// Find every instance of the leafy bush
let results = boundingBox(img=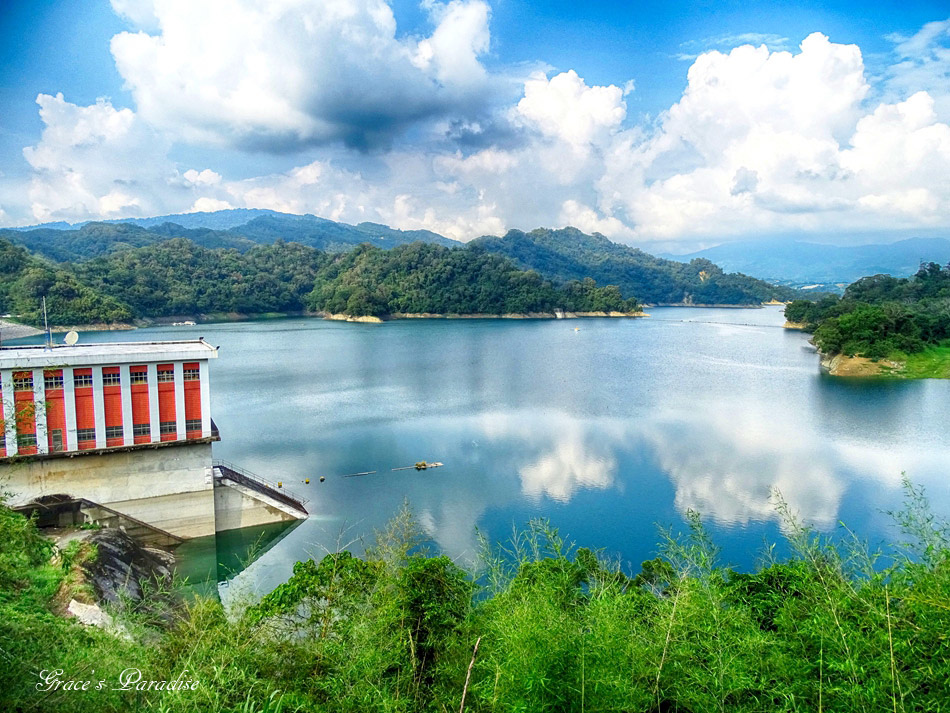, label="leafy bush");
[2,485,950,711]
